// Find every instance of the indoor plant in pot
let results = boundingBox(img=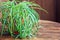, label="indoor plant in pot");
[0,0,47,39]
